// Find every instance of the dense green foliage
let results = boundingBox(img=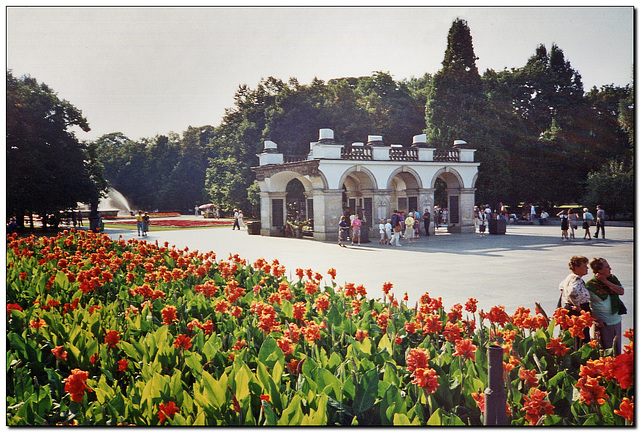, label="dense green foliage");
[6,71,108,225]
